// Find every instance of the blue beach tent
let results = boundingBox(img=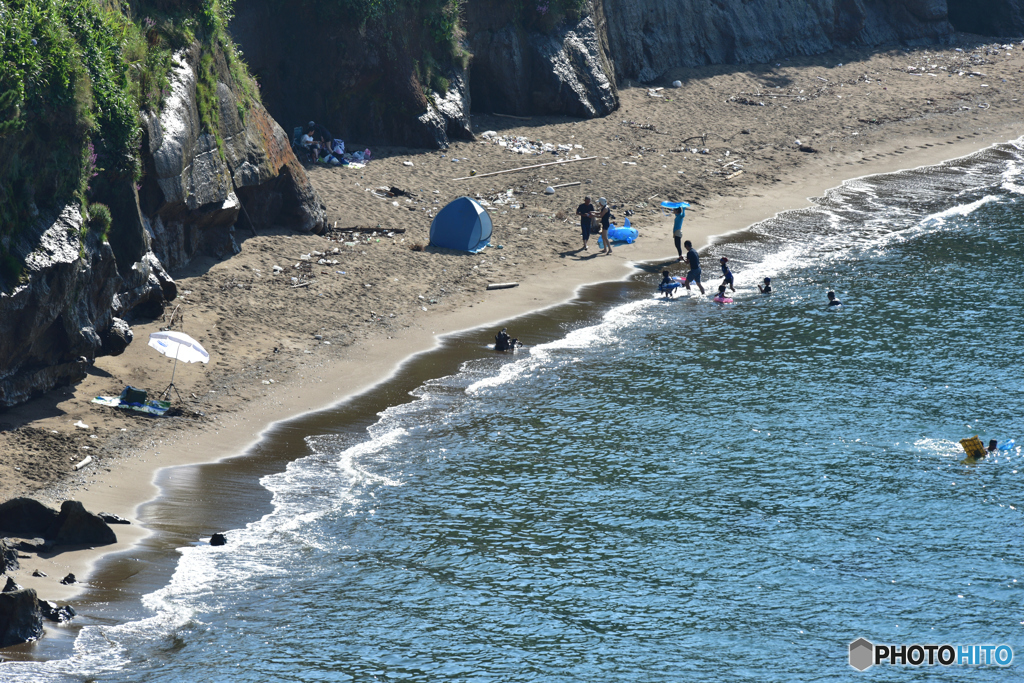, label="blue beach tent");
[429,197,493,252]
